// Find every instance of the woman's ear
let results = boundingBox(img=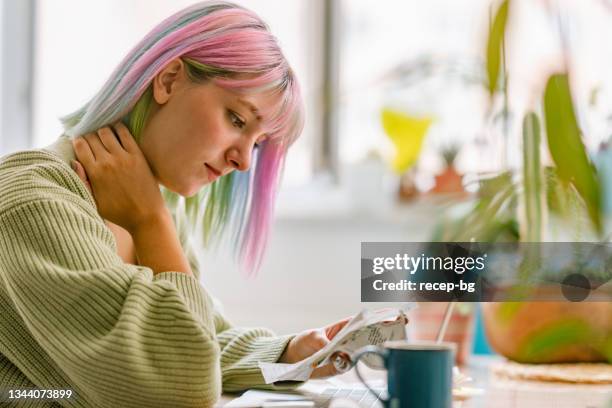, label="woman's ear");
[152,58,185,105]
